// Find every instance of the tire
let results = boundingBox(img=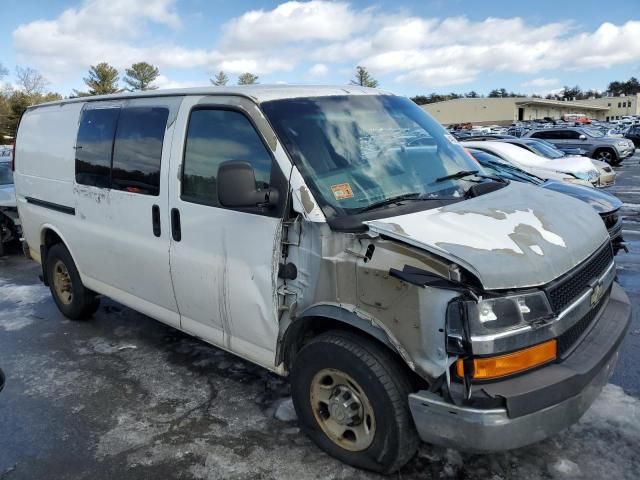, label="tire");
[46,243,100,320]
[290,330,419,474]
[593,148,618,165]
